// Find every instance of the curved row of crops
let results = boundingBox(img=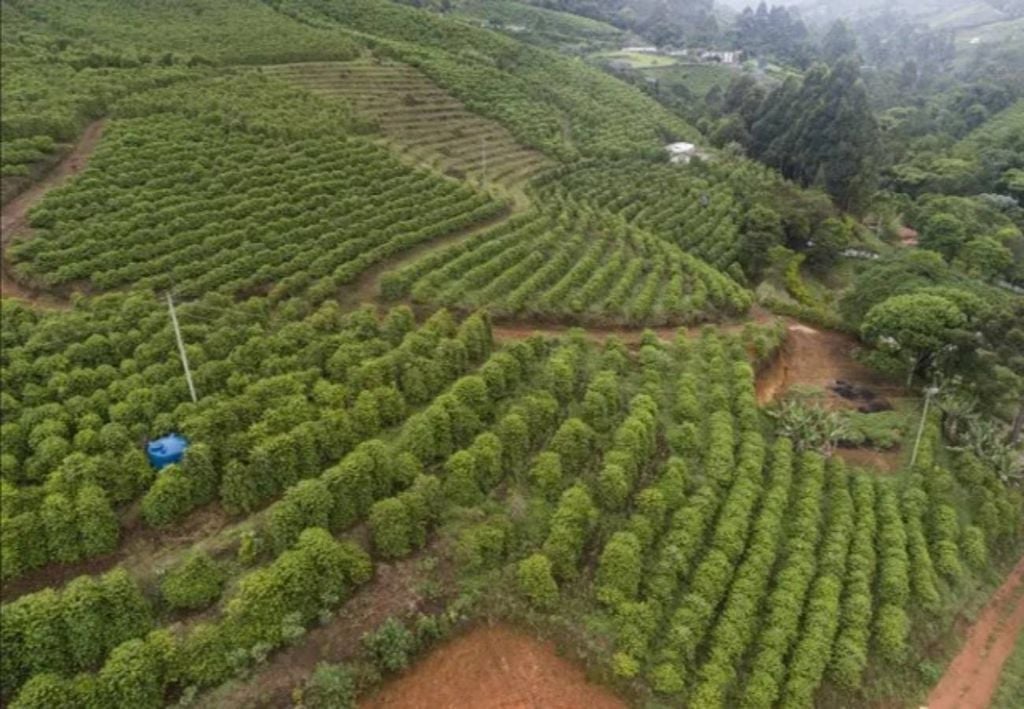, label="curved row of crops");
[381,199,752,326]
[547,158,818,277]
[0,307,590,706]
[262,60,553,188]
[3,304,1021,707]
[270,0,698,160]
[573,333,1021,708]
[4,0,363,67]
[0,291,494,582]
[0,0,360,189]
[9,73,505,302]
